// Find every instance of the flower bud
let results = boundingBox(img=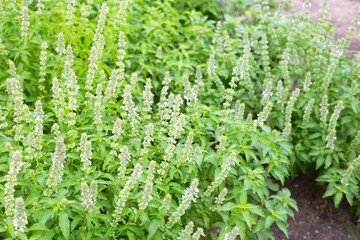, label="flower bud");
[178,221,194,240]
[112,163,143,226]
[56,33,66,56]
[234,101,245,121]
[160,193,171,211]
[166,178,199,229]
[118,145,130,179]
[215,188,228,205]
[282,123,292,138]
[341,156,360,185]
[303,98,315,125]
[45,137,66,195]
[284,88,300,127]
[94,100,102,125]
[192,228,205,240]
[81,141,92,173]
[224,226,239,240]
[142,78,154,118]
[203,152,236,197]
[195,66,203,86]
[4,150,23,217]
[20,4,30,38]
[261,80,273,106]
[139,161,156,210]
[246,113,253,123]
[81,180,97,213]
[13,197,27,232]
[303,72,312,92]
[254,101,273,128]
